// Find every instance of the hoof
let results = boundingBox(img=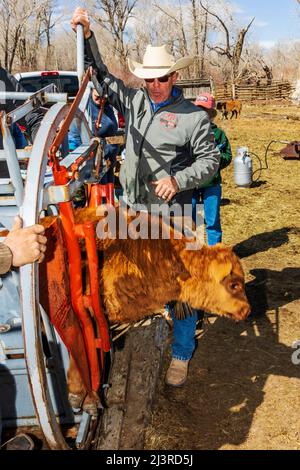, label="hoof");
[68,392,85,412]
[82,395,100,417]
